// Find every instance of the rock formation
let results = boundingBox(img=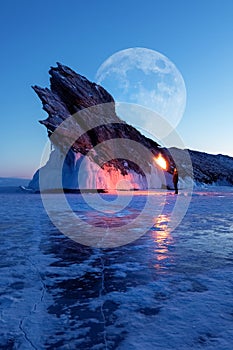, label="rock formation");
[191,151,233,186]
[169,148,233,186]
[29,63,233,191]
[29,63,181,191]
